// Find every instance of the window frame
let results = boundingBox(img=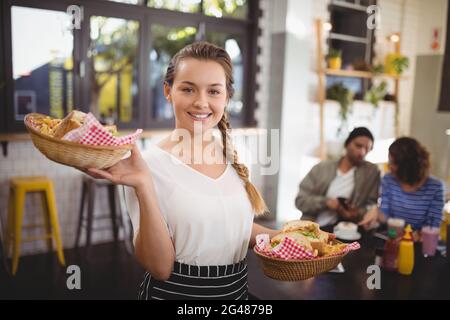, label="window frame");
[2,0,84,133]
[438,1,450,112]
[0,1,6,133]
[1,0,259,133]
